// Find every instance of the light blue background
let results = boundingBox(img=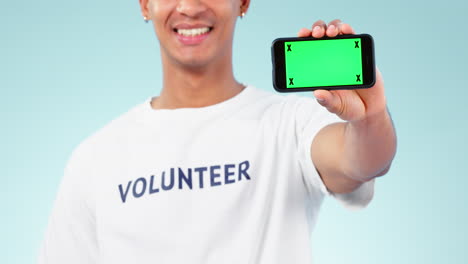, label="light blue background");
[2,0,467,263]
